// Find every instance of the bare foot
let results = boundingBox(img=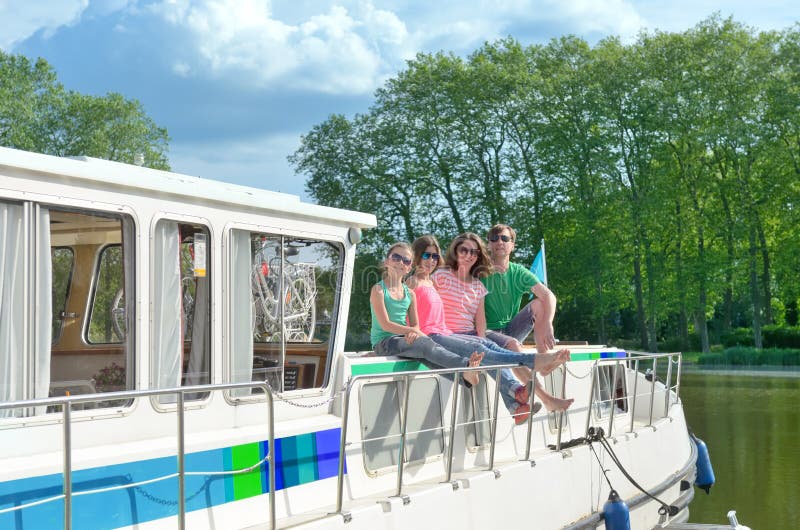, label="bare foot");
[541,394,574,412]
[534,349,571,376]
[463,351,484,386]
